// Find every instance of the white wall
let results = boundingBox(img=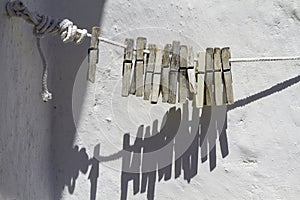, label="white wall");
[69,0,300,199]
[1,0,300,200]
